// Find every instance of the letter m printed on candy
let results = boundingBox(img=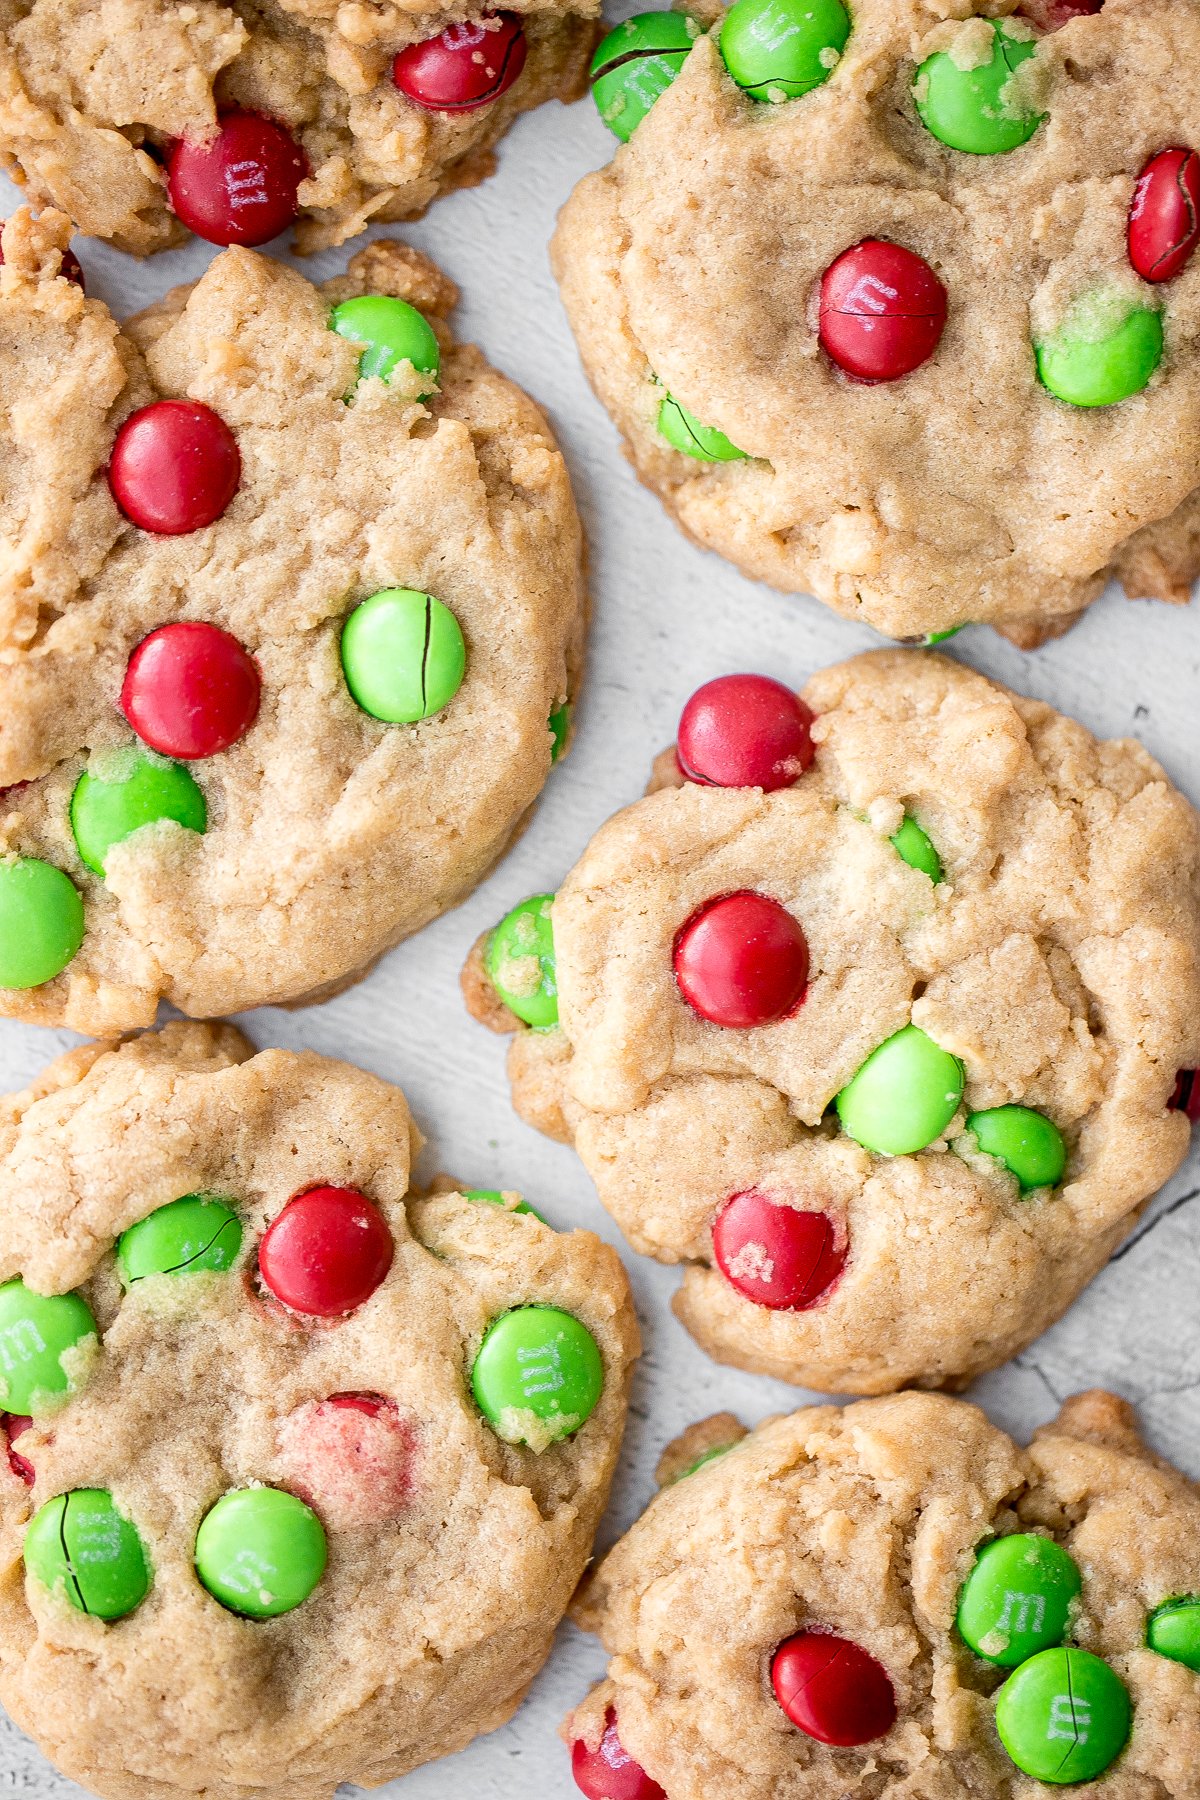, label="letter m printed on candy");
[0,1318,46,1372]
[517,1339,566,1397]
[998,1589,1047,1636]
[1048,1692,1090,1744]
